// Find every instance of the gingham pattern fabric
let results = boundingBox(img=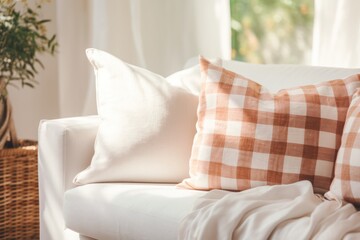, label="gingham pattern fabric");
[328,90,360,205]
[180,57,360,191]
